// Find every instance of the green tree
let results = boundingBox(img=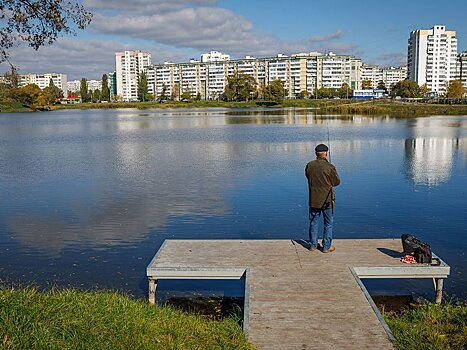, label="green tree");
[446,80,465,98]
[80,78,89,102]
[195,92,201,101]
[262,79,285,103]
[0,68,19,98]
[91,89,100,102]
[299,90,308,99]
[101,74,110,102]
[181,90,191,101]
[42,78,63,104]
[376,80,387,92]
[159,83,168,102]
[337,83,352,99]
[391,80,422,98]
[224,73,257,102]
[0,1,92,63]
[316,87,334,99]
[137,71,148,102]
[362,79,372,90]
